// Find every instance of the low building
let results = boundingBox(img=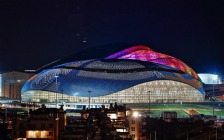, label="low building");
[12,104,66,140]
[61,103,132,140]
